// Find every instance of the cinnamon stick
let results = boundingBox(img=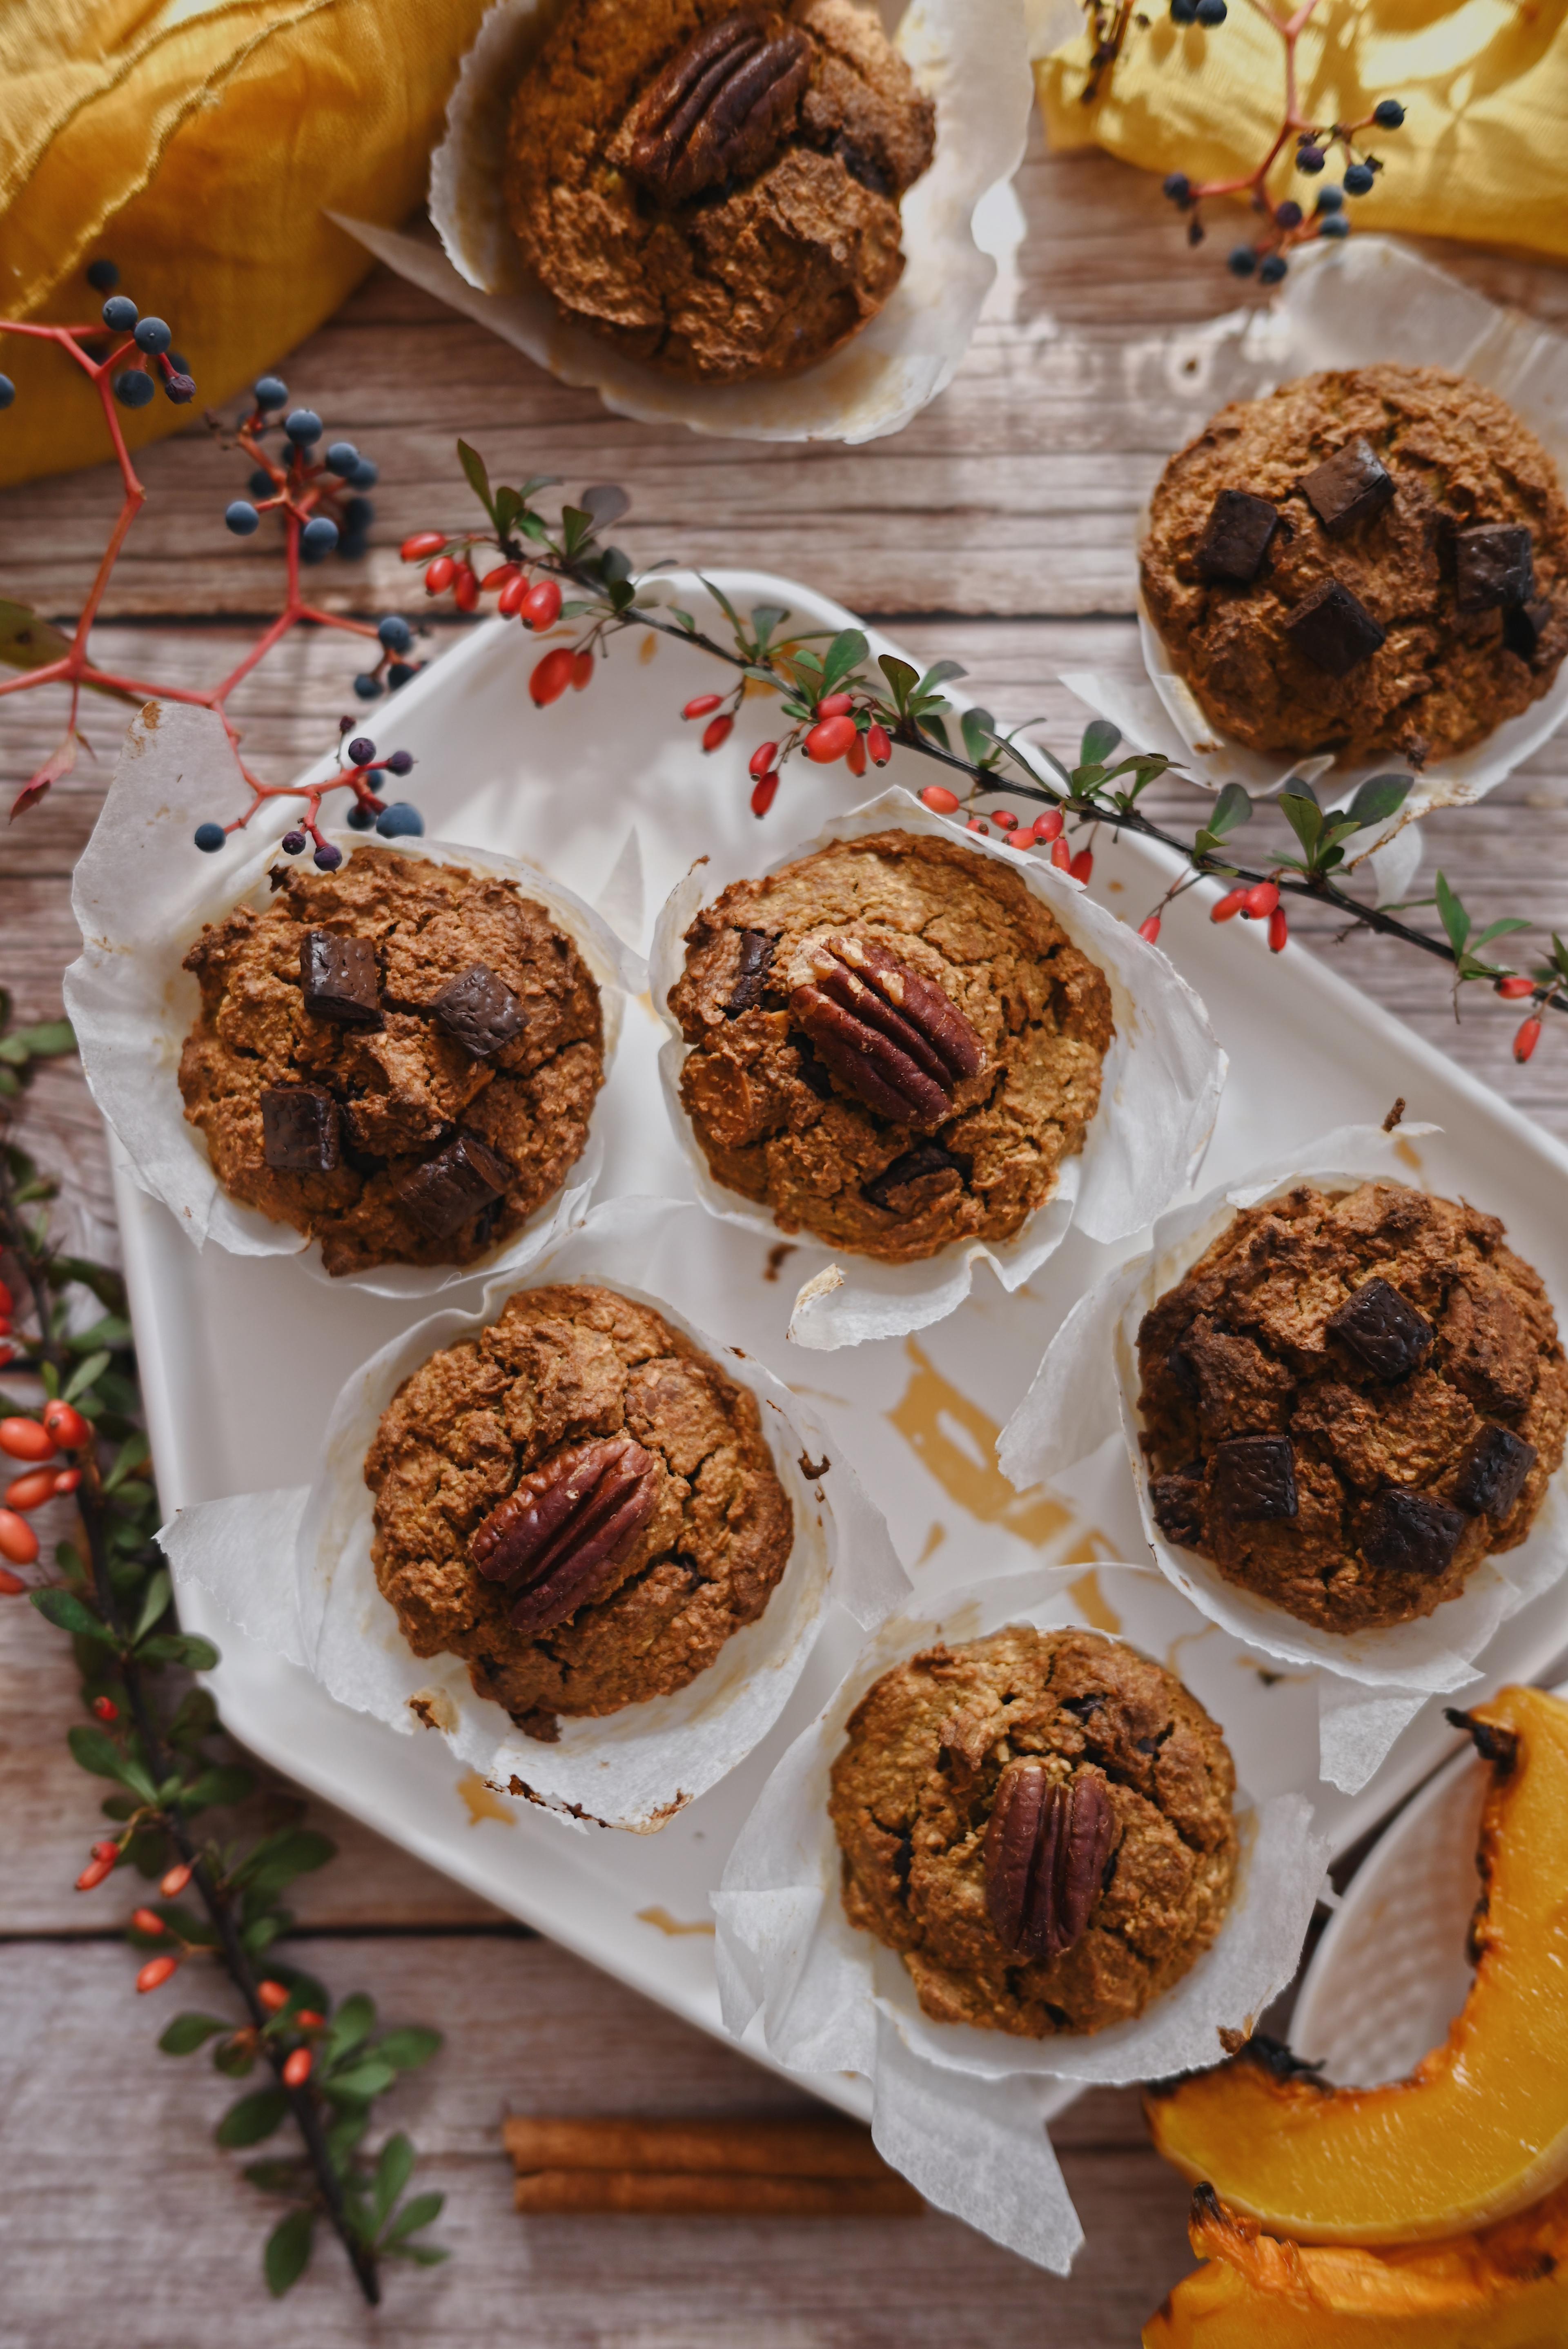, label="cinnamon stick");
[503,2116,922,2218]
[513,2169,922,2218]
